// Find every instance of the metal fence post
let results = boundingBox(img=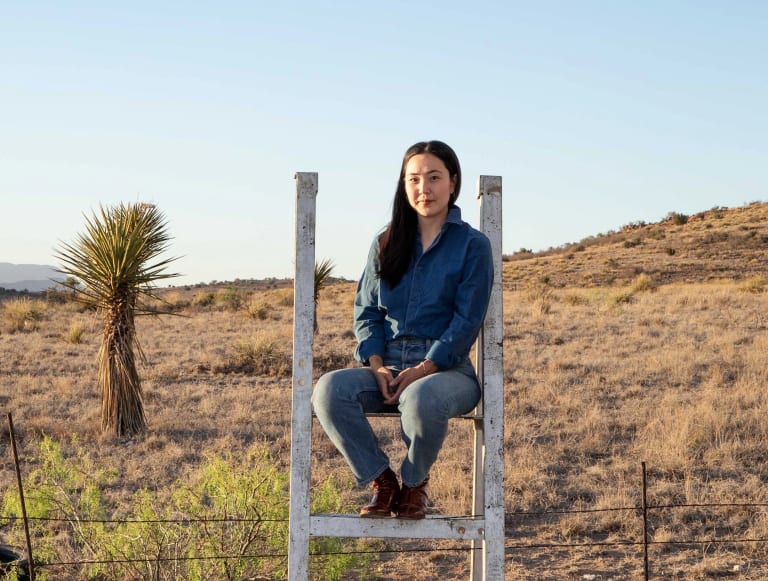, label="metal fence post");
[8,412,36,581]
